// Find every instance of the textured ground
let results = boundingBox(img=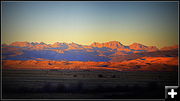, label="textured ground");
[2,69,178,99]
